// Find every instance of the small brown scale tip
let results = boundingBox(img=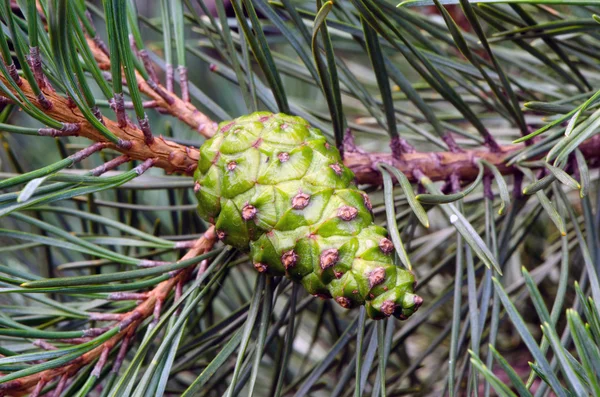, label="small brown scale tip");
[242,204,257,221]
[216,230,226,241]
[414,295,424,308]
[278,152,290,162]
[281,250,298,269]
[379,238,394,254]
[320,248,339,270]
[292,193,310,210]
[336,297,352,309]
[337,205,358,221]
[227,161,237,171]
[369,267,386,288]
[193,182,201,193]
[221,121,234,133]
[254,262,268,273]
[361,193,373,212]
[330,163,343,175]
[380,300,397,317]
